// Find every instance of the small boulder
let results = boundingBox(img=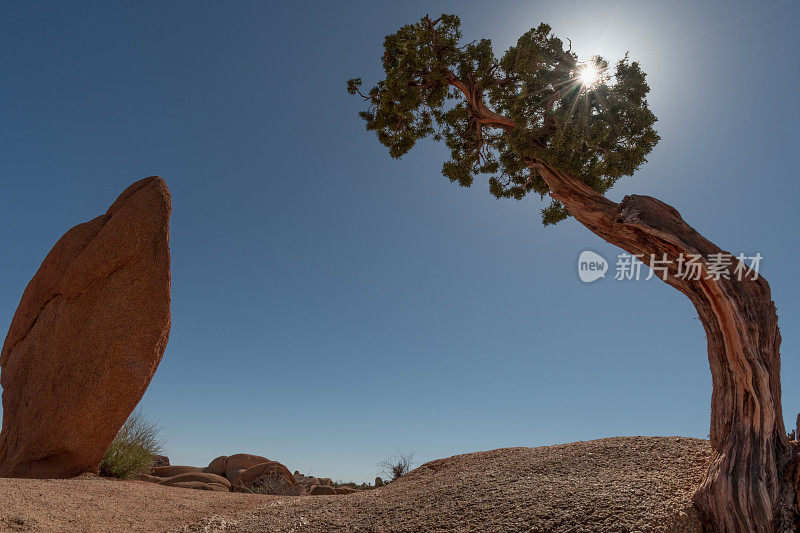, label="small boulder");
[153,455,170,467]
[334,487,359,495]
[160,472,231,490]
[307,484,337,495]
[170,481,229,492]
[152,465,202,477]
[375,476,384,487]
